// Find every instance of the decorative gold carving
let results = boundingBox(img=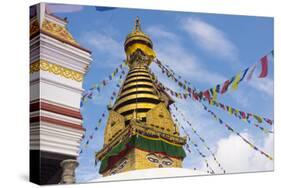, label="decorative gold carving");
[42,19,78,45]
[30,19,39,38]
[96,119,186,161]
[104,111,126,145]
[29,18,78,46]
[30,60,83,82]
[146,103,179,135]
